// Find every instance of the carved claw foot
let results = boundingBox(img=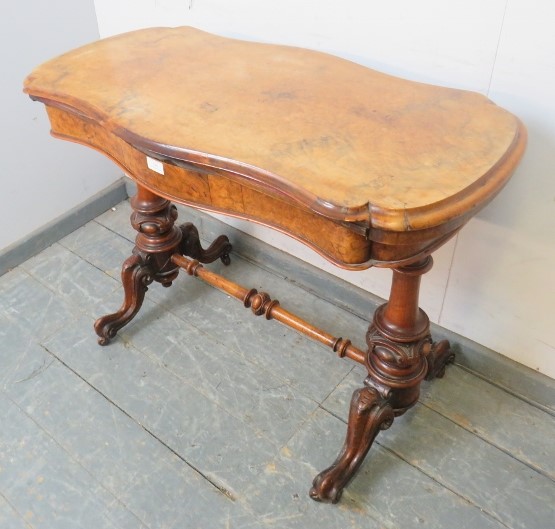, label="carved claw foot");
[94,254,153,345]
[425,339,455,380]
[310,386,394,503]
[179,223,232,265]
